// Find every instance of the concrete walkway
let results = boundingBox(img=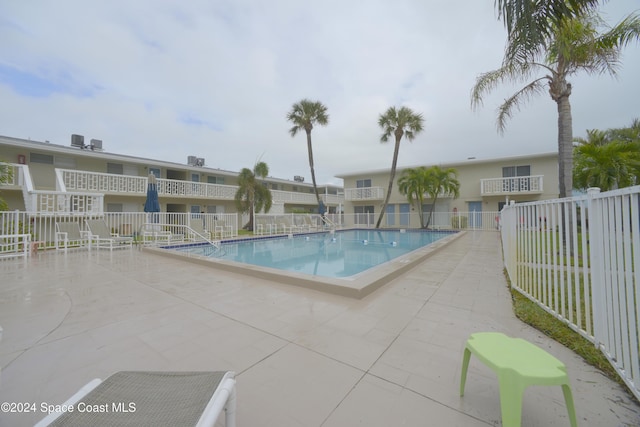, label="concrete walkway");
[1,231,638,426]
